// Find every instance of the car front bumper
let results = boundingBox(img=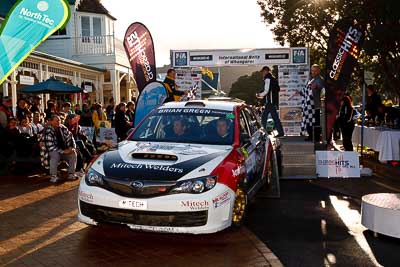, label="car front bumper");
[77,178,235,234]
